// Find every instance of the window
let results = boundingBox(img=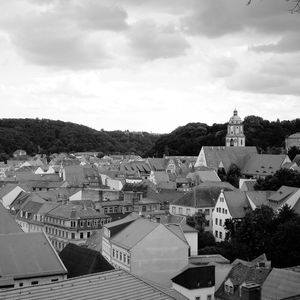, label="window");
[215,231,218,238]
[195,297,201,300]
[51,279,58,282]
[87,231,91,238]
[80,220,84,227]
[219,219,222,226]
[172,207,176,214]
[207,296,212,300]
[204,209,209,215]
[113,249,115,257]
[116,251,119,259]
[215,218,218,225]
[224,209,227,214]
[220,232,223,239]
[120,253,123,261]
[87,220,91,227]
[179,208,183,214]
[94,219,98,227]
[71,221,76,228]
[127,256,130,265]
[123,254,126,263]
[19,283,23,287]
[31,281,39,285]
[80,232,83,239]
[222,208,225,214]
[186,208,191,215]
